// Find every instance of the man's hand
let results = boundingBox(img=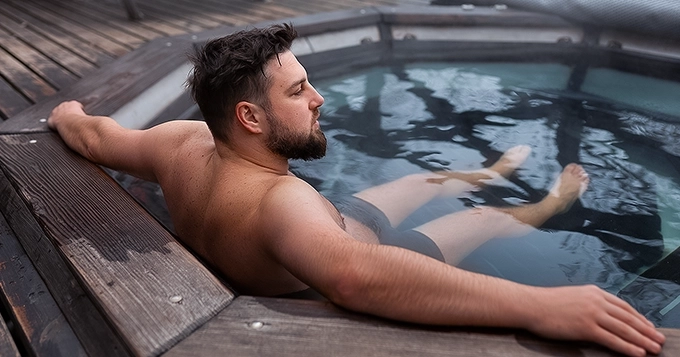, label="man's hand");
[528,285,665,357]
[47,100,86,130]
